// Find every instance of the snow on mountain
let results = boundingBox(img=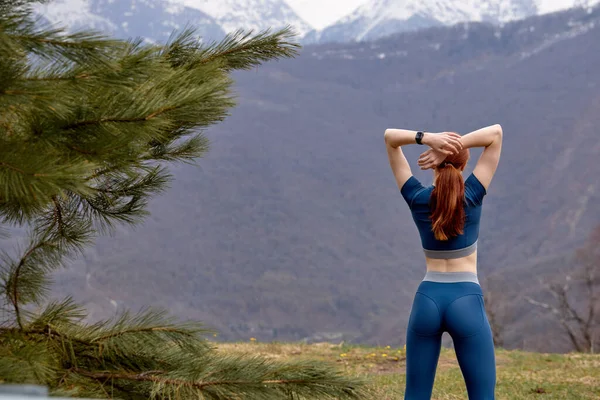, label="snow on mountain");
[32,0,116,34]
[304,0,600,44]
[535,0,598,14]
[34,0,222,43]
[87,0,224,42]
[173,0,312,36]
[286,0,366,30]
[31,0,600,47]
